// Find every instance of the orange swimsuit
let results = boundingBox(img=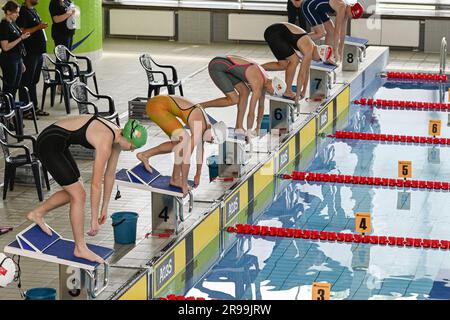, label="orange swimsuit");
[145,95,208,137]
